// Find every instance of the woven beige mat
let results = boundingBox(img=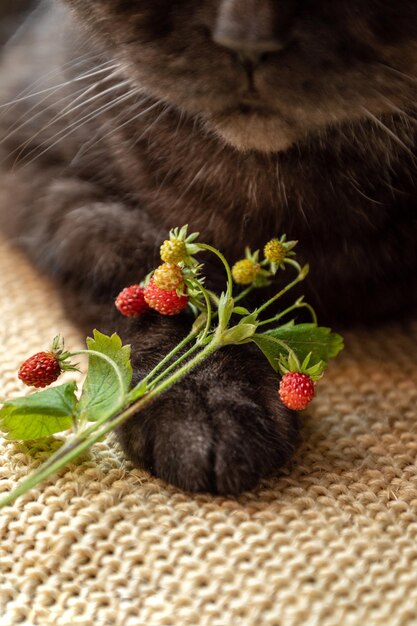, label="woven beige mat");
[0,237,417,626]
